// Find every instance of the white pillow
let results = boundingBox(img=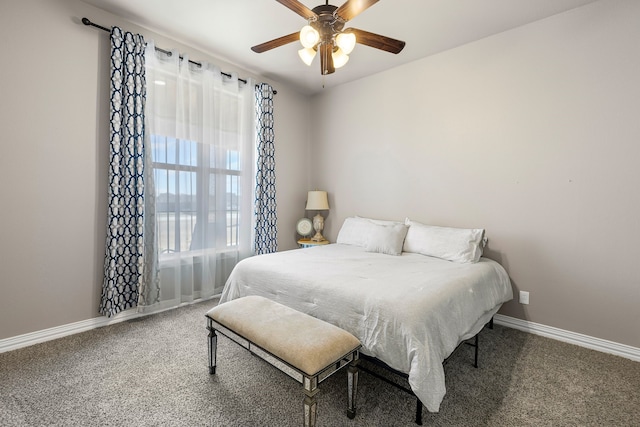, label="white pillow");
[356,216,403,226]
[336,217,378,247]
[403,220,485,263]
[336,216,405,248]
[365,223,409,256]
